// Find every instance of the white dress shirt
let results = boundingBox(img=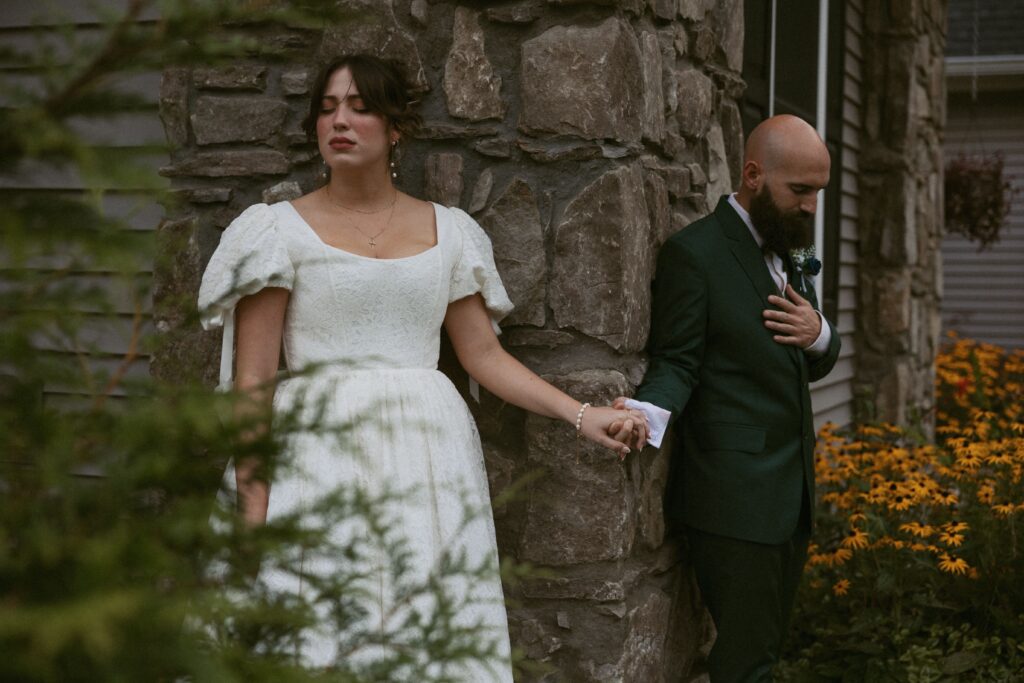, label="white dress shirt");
[627,194,831,447]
